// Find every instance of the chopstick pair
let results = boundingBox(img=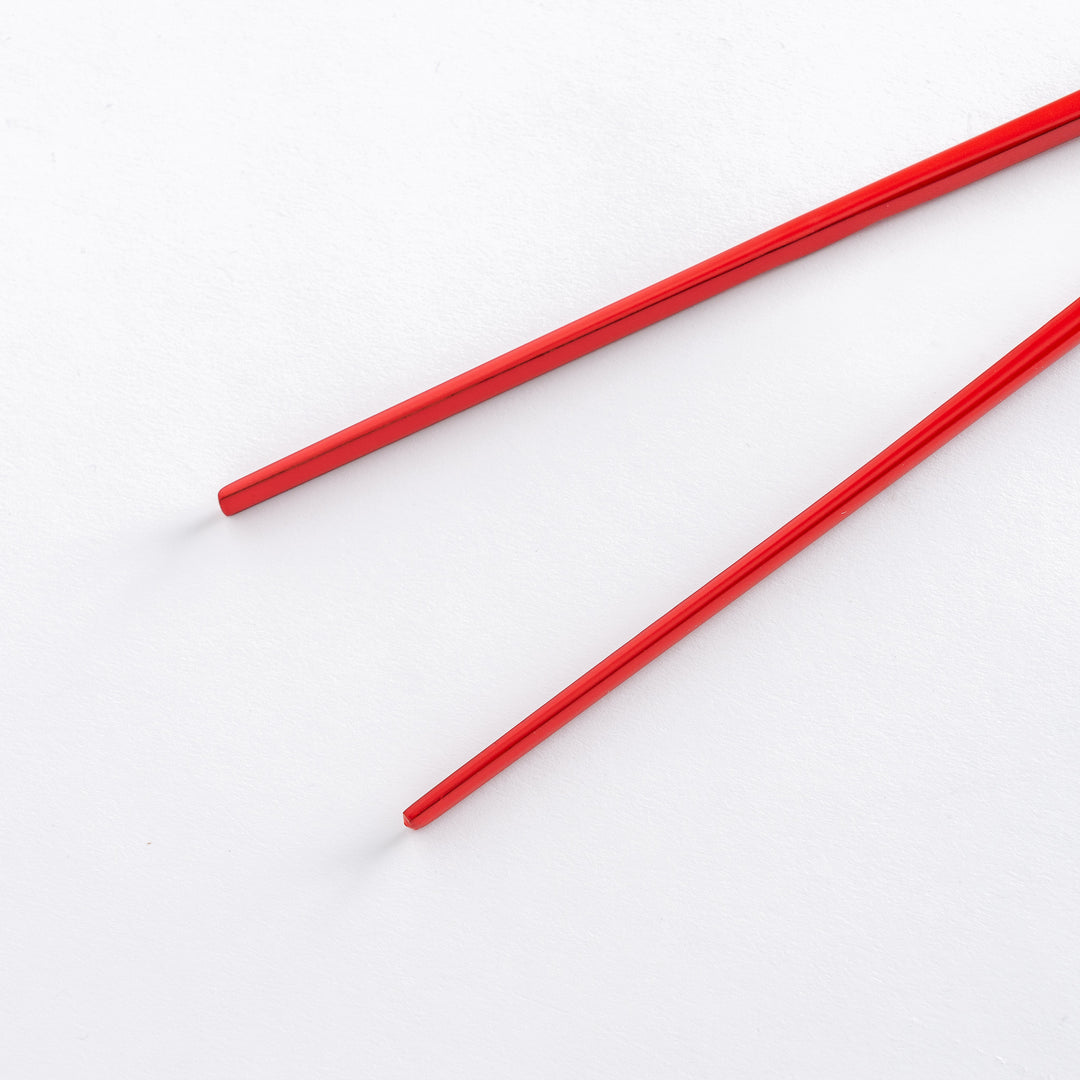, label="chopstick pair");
[220,88,1080,829]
